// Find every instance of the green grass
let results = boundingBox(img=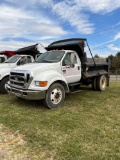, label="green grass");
[0,81,120,160]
